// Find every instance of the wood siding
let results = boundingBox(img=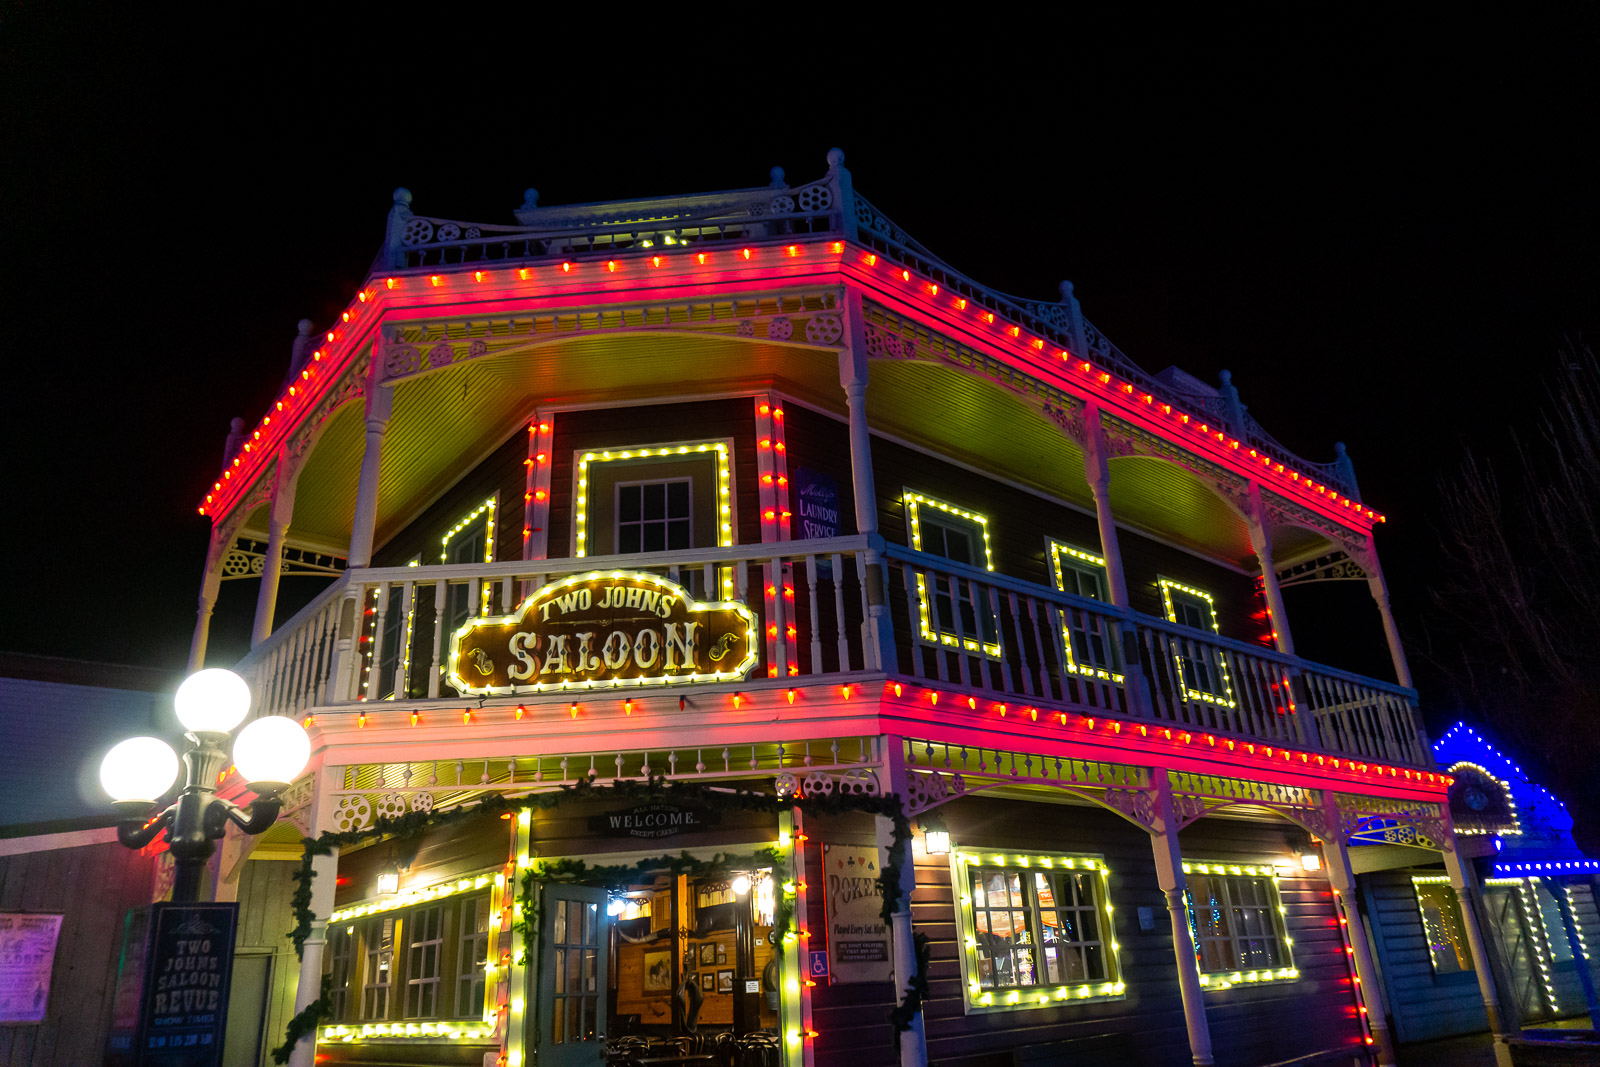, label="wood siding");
[0,840,156,1067]
[233,858,305,1067]
[807,801,1362,1067]
[1360,867,1486,1044]
[373,424,529,569]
